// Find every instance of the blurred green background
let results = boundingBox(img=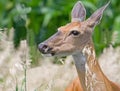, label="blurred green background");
[0,0,120,65]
